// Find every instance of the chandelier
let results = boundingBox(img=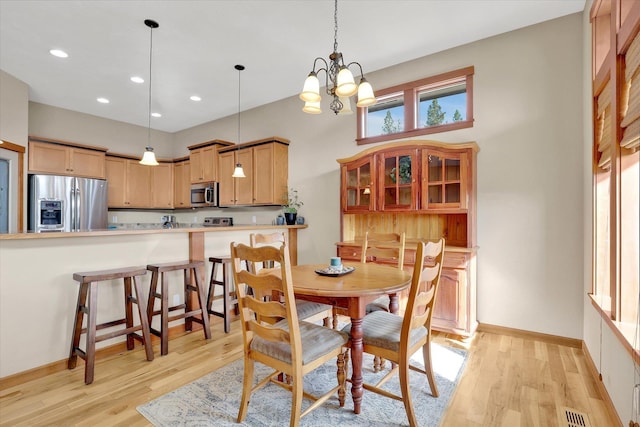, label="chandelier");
[299,0,376,115]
